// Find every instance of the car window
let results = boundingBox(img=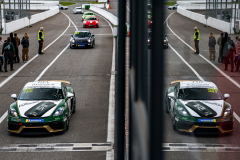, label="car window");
[74,32,91,38]
[178,88,223,100]
[18,88,64,100]
[85,17,97,20]
[85,13,93,15]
